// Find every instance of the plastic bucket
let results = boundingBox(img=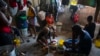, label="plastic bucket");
[95,39,100,48]
[56,22,62,32]
[20,28,28,37]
